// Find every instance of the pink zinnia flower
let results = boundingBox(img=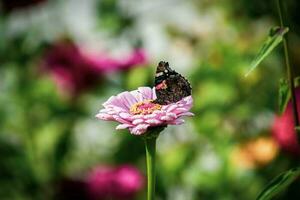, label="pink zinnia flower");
[96,87,193,135]
[43,40,147,97]
[272,87,300,155]
[86,165,144,200]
